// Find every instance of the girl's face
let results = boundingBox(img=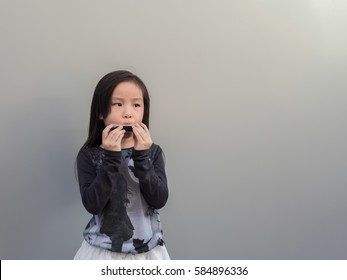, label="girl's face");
[102,81,145,127]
